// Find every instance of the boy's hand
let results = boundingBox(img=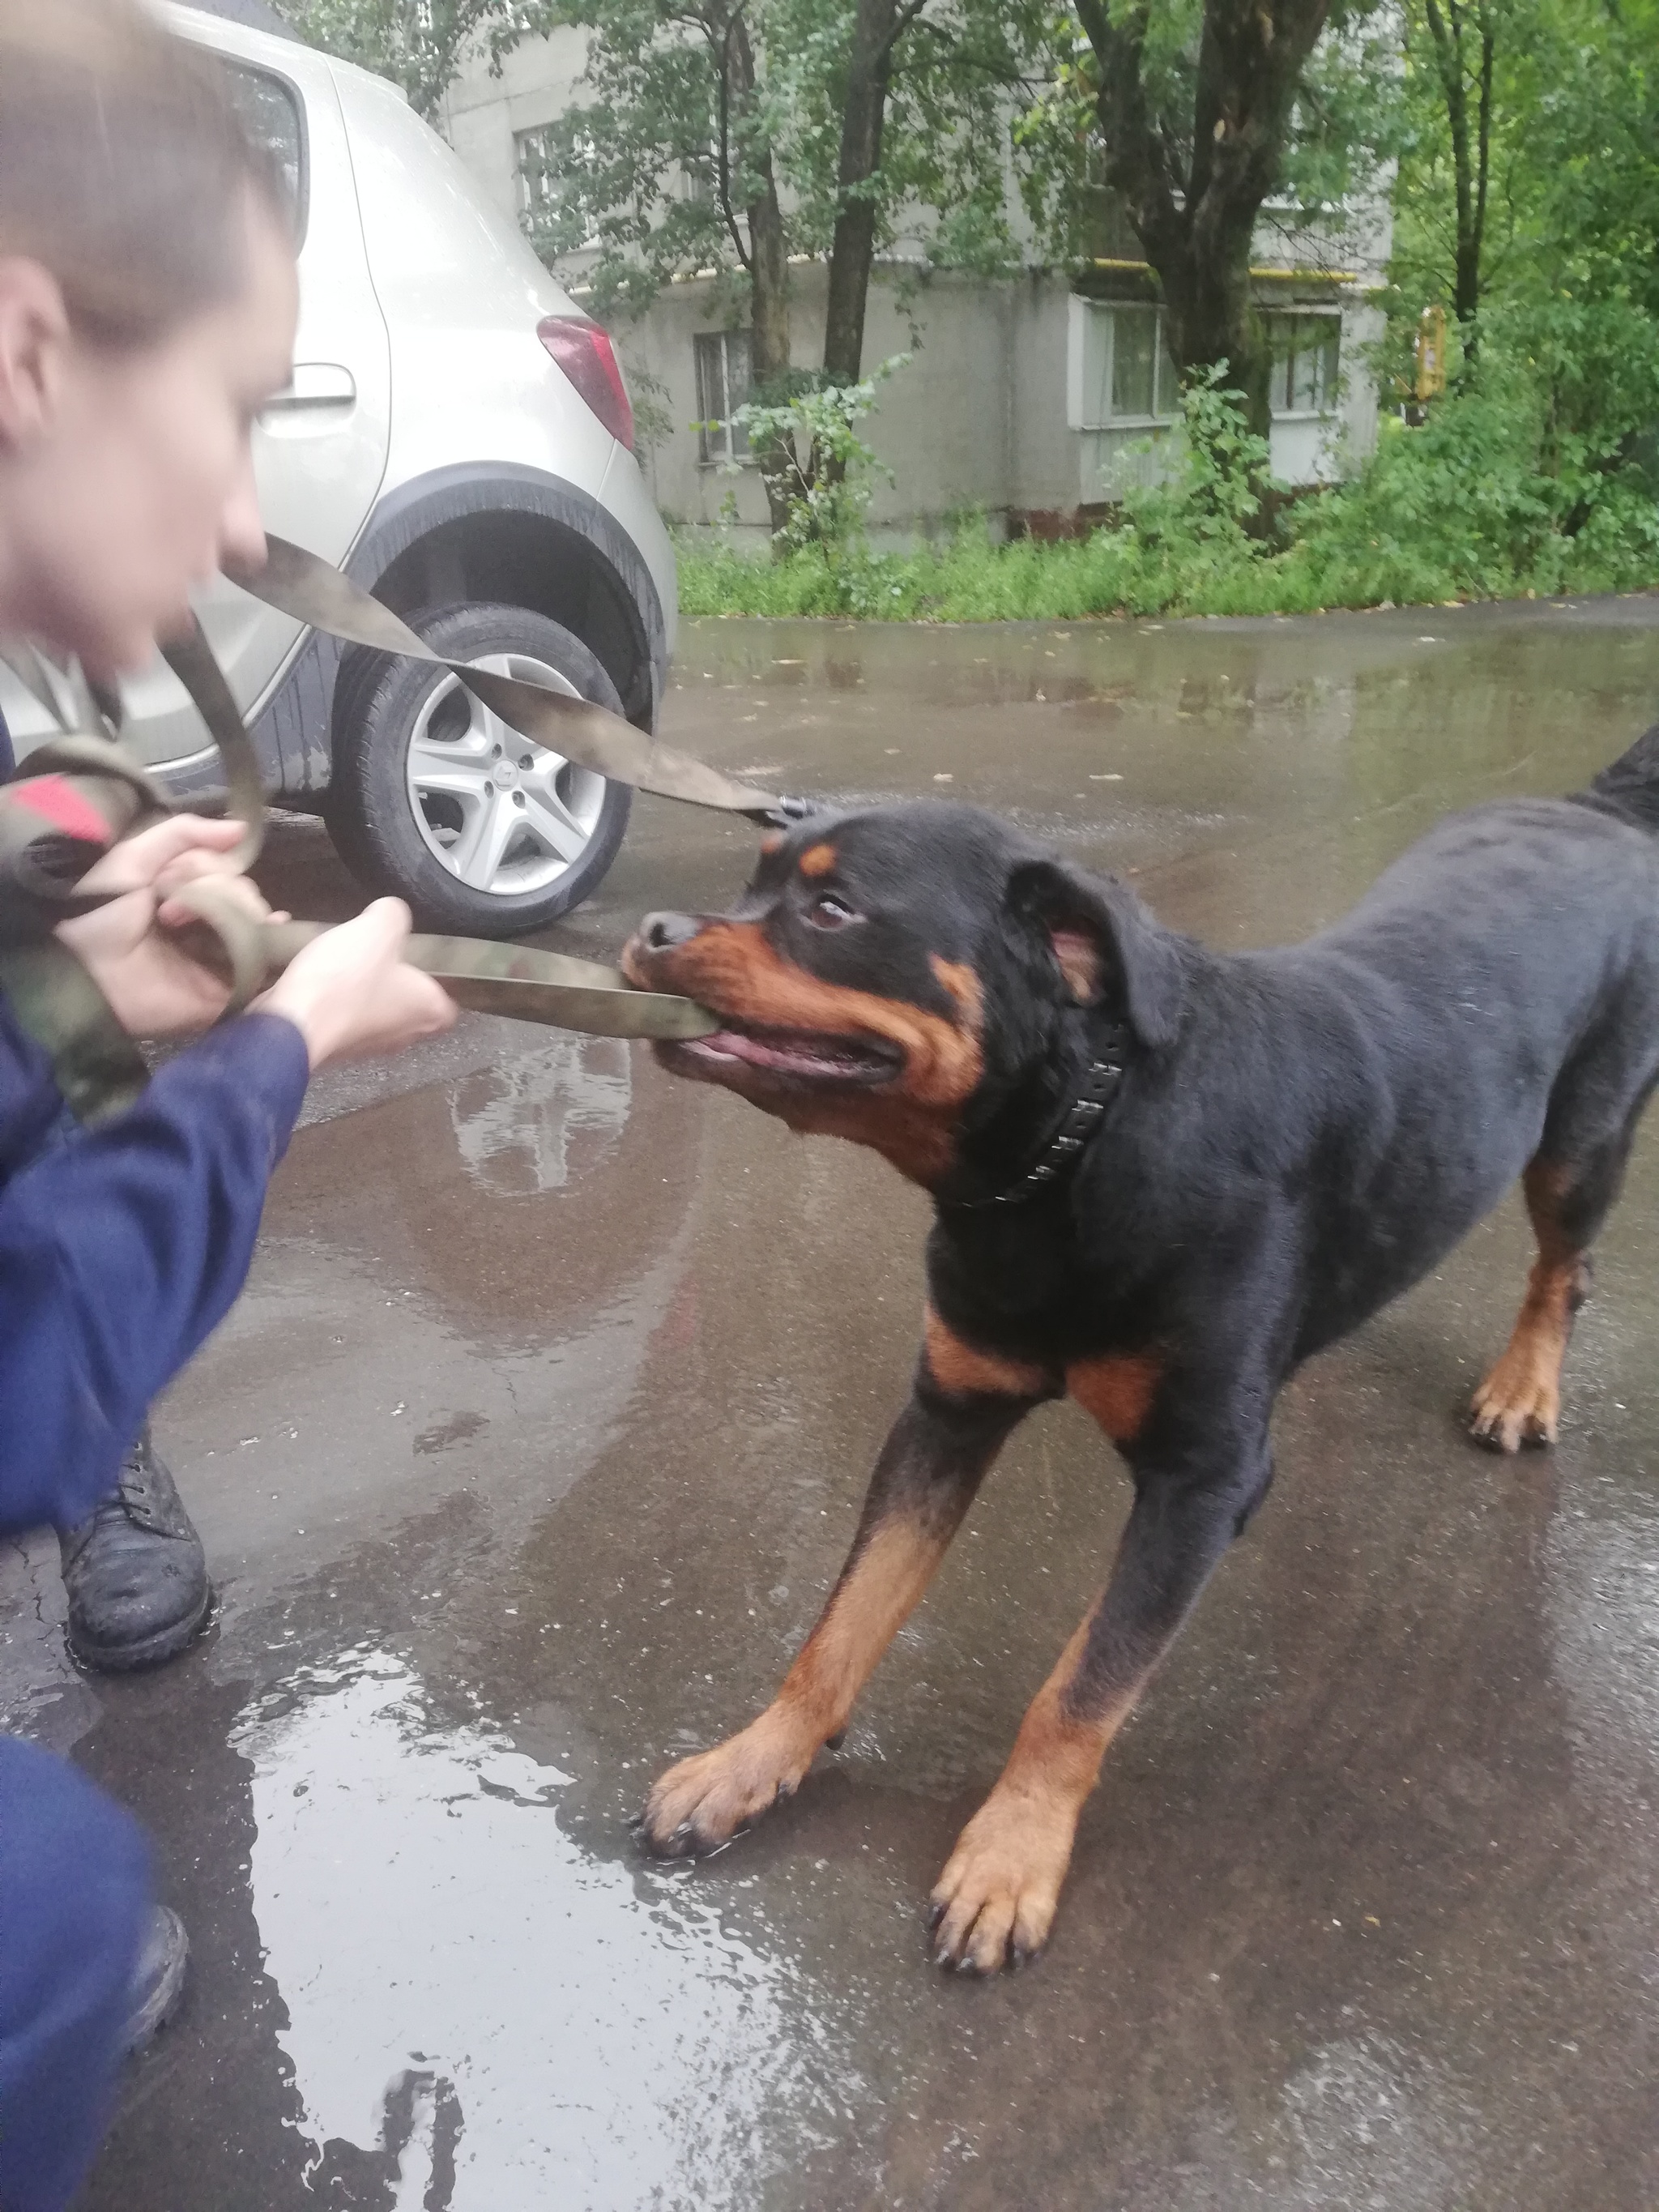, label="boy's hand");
[56,816,281,1036]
